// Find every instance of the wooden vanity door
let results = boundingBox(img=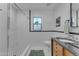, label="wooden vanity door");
[64,49,74,56]
[53,40,64,56]
[51,39,74,56]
